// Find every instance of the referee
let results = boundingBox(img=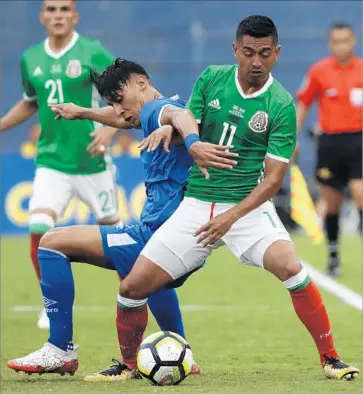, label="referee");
[296,22,362,277]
